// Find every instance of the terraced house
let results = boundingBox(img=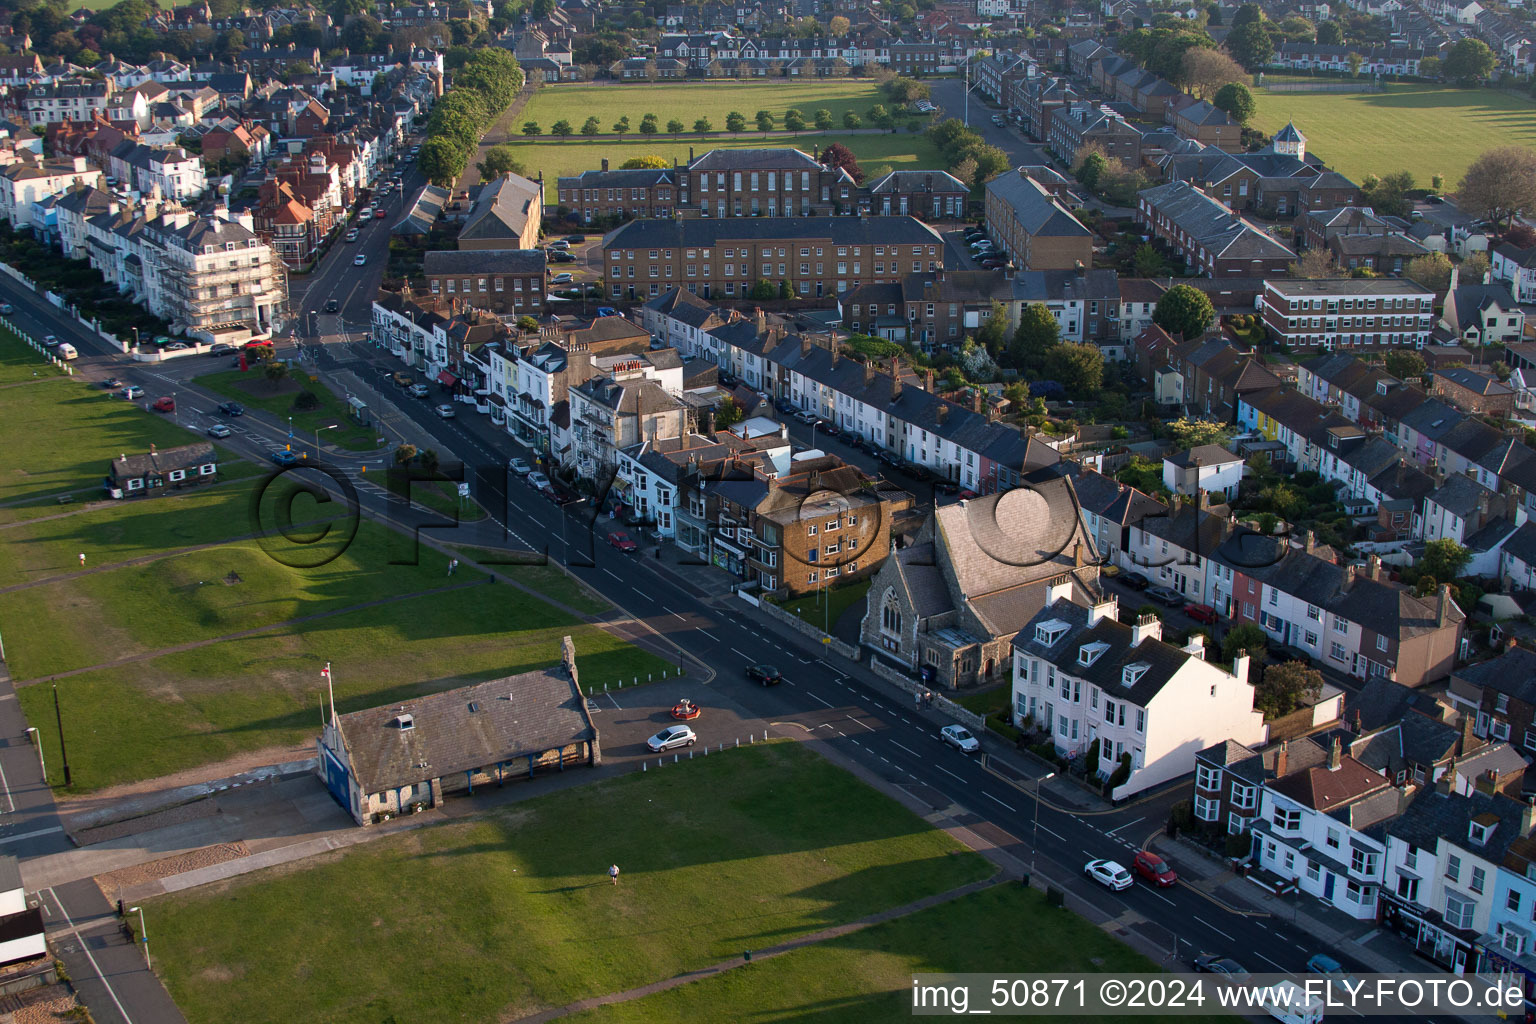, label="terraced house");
[983,168,1092,272]
[557,161,676,223]
[1260,279,1436,351]
[1136,181,1296,277]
